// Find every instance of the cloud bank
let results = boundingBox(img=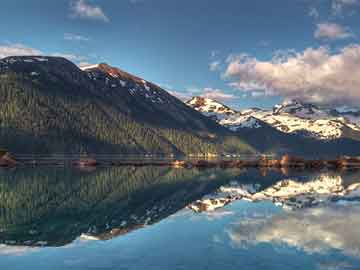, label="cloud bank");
[224,45,360,107]
[0,44,43,59]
